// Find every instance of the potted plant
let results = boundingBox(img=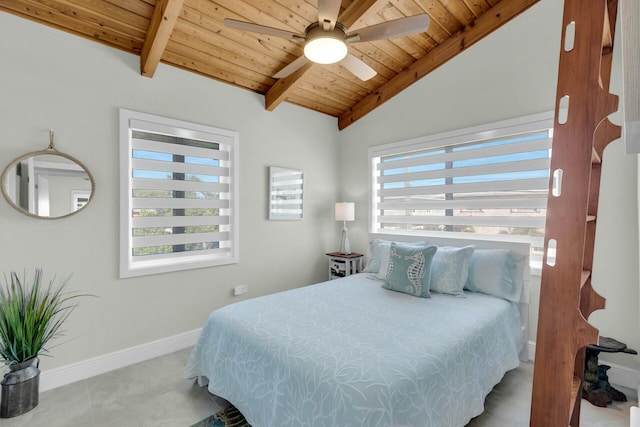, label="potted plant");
[0,269,88,418]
